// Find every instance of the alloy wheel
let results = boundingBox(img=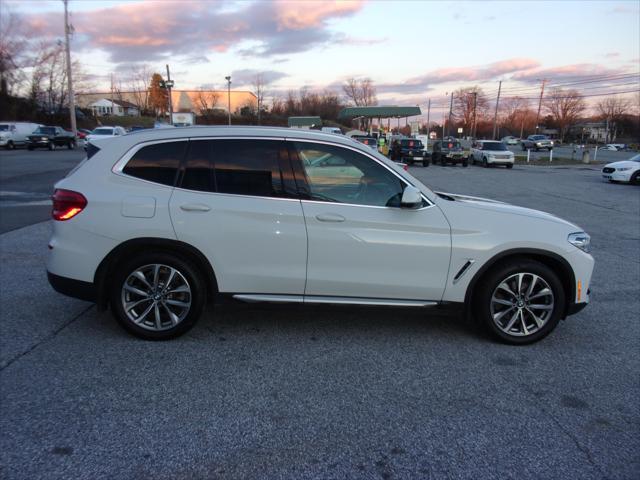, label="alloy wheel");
[120,264,192,331]
[490,272,555,337]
